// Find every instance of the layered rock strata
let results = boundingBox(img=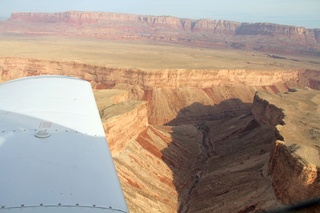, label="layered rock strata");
[0,57,306,125]
[0,57,301,88]
[94,90,191,212]
[95,85,320,212]
[97,94,148,154]
[1,11,320,55]
[95,90,284,212]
